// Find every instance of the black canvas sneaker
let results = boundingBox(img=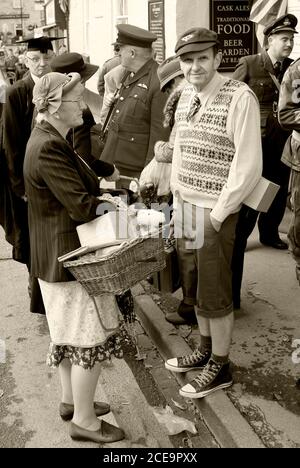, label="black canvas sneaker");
[179,359,233,398]
[165,348,210,373]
